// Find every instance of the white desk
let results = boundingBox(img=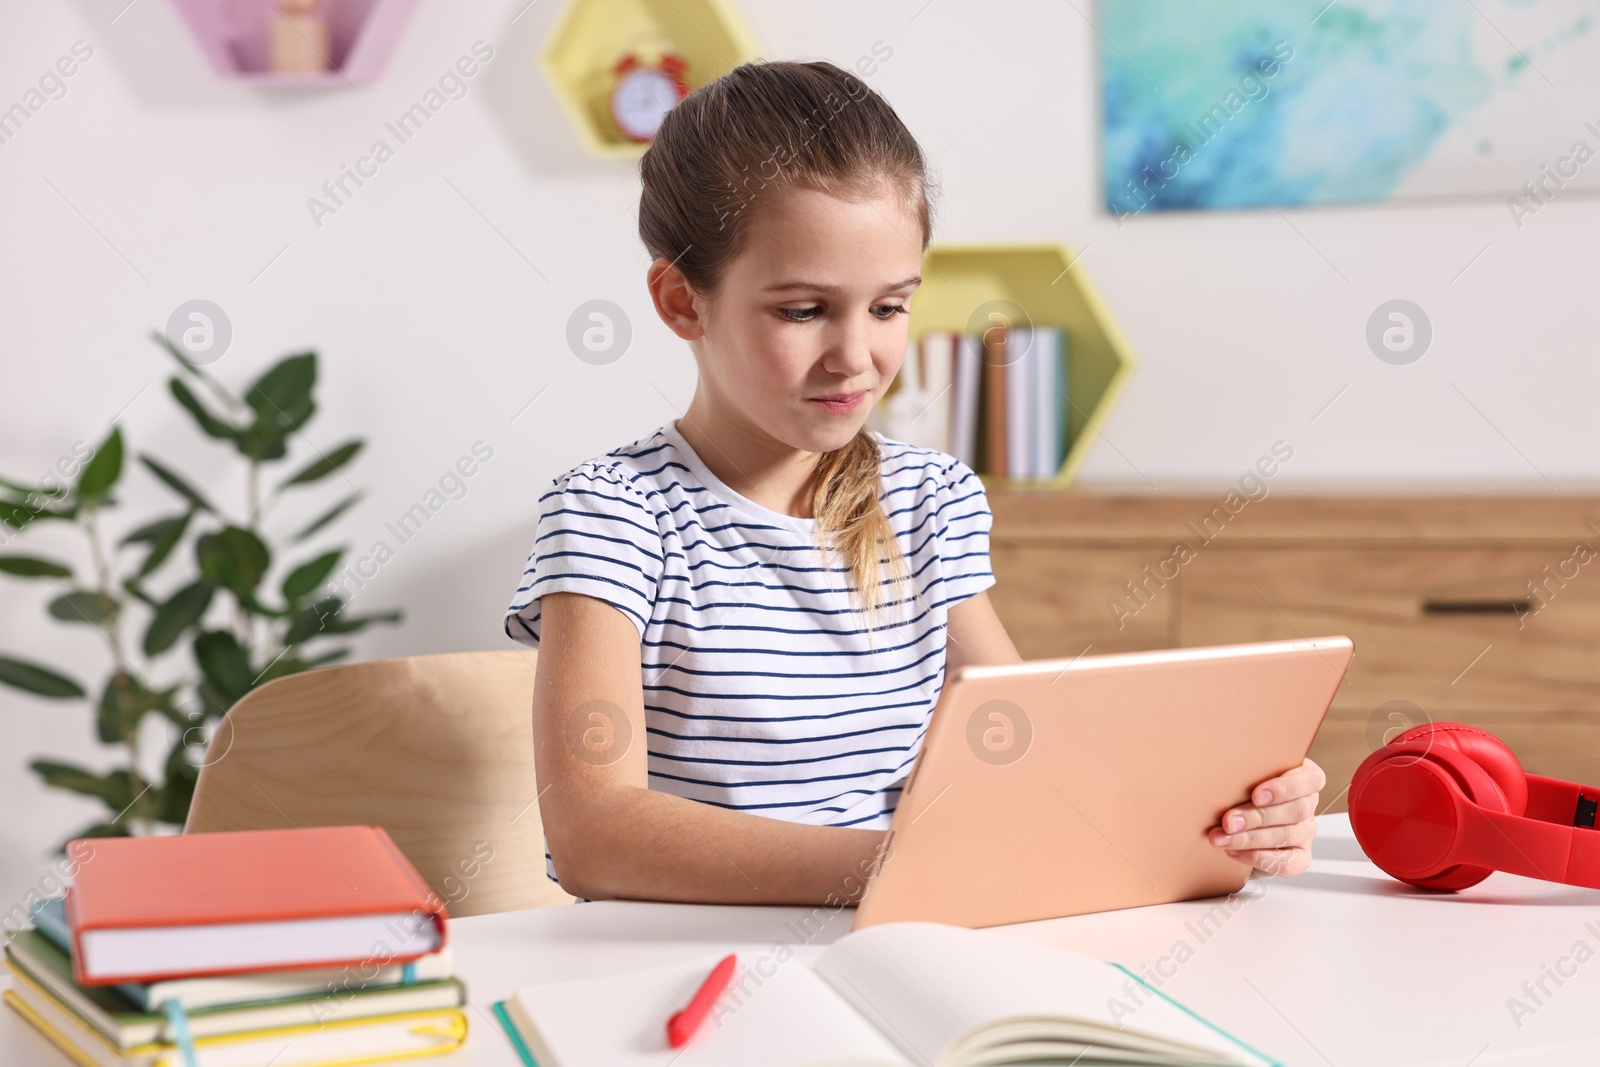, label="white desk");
[8,814,1600,1066]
